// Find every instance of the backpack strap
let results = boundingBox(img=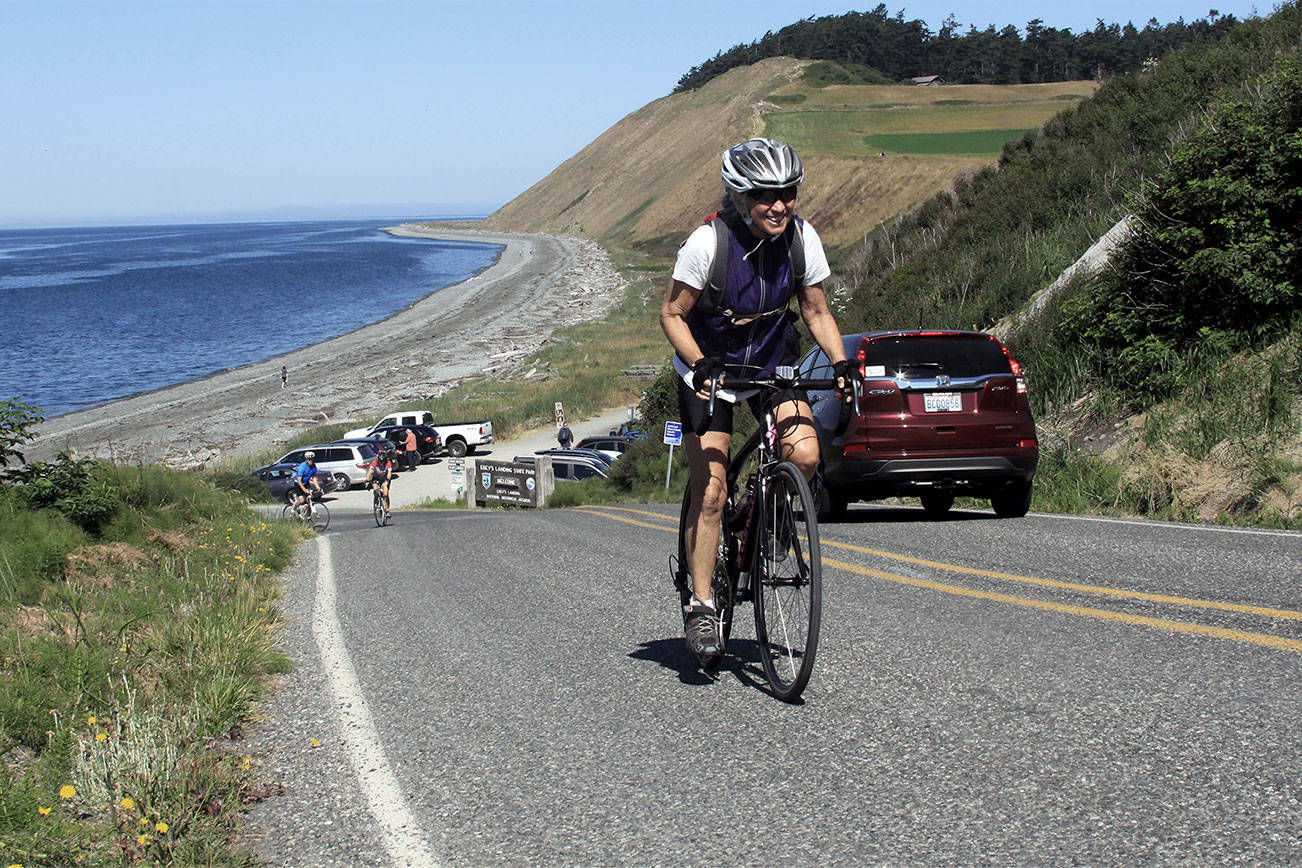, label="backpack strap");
[699,212,806,316]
